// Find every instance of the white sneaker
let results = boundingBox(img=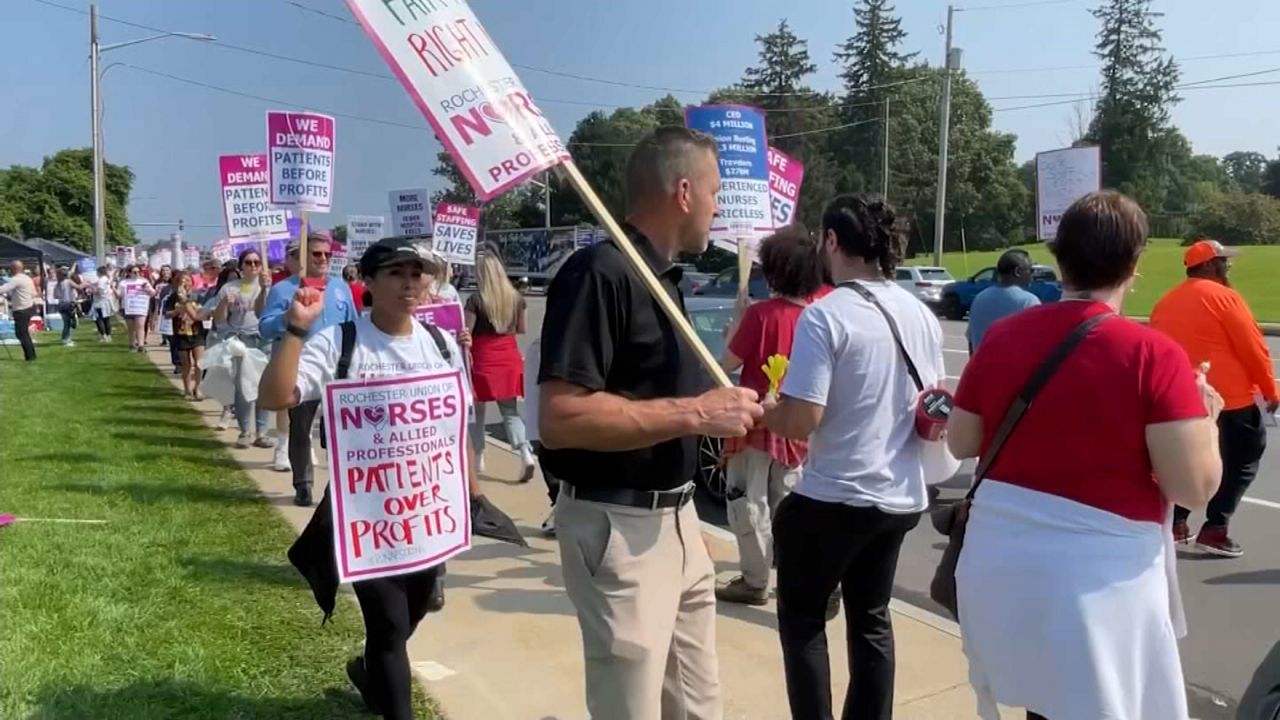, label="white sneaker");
[540,508,556,537]
[476,454,486,475]
[215,408,233,430]
[519,447,536,483]
[272,442,291,472]
[62,340,75,347]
